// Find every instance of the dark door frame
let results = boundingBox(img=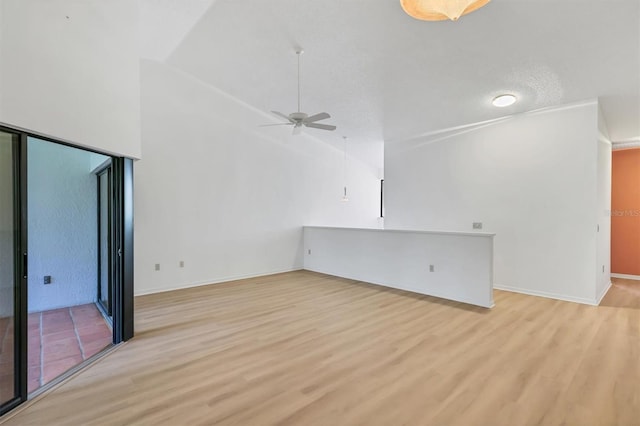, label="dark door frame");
[0,130,27,416]
[0,123,134,416]
[96,162,113,320]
